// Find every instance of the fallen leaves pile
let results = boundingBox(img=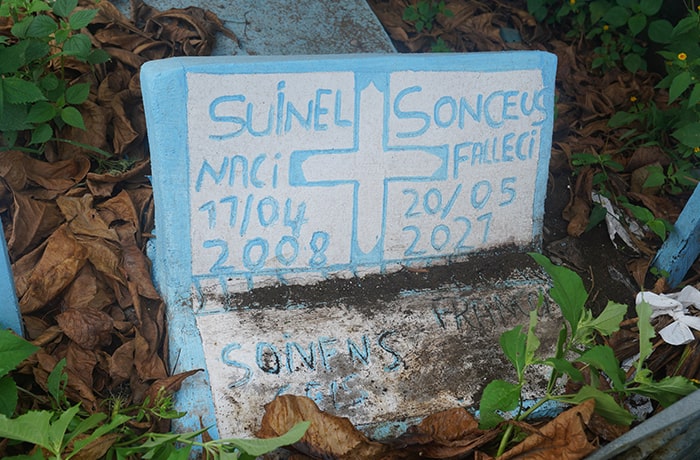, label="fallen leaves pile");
[256,394,604,459]
[1,0,233,436]
[2,0,700,458]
